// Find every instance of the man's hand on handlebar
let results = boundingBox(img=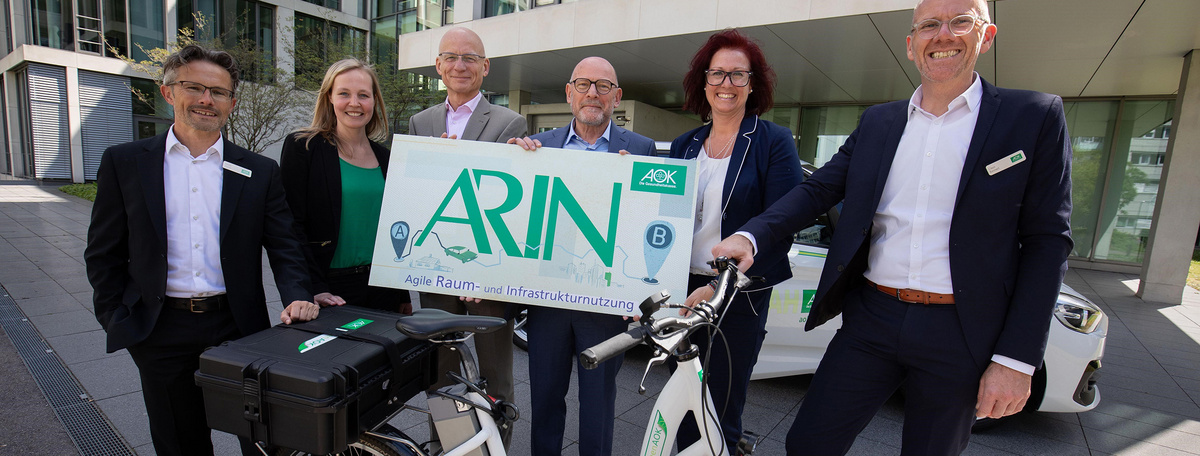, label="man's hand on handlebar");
[712,235,755,271]
[280,300,319,324]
